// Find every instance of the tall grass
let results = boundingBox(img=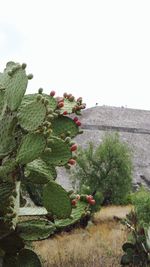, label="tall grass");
[34,205,132,267]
